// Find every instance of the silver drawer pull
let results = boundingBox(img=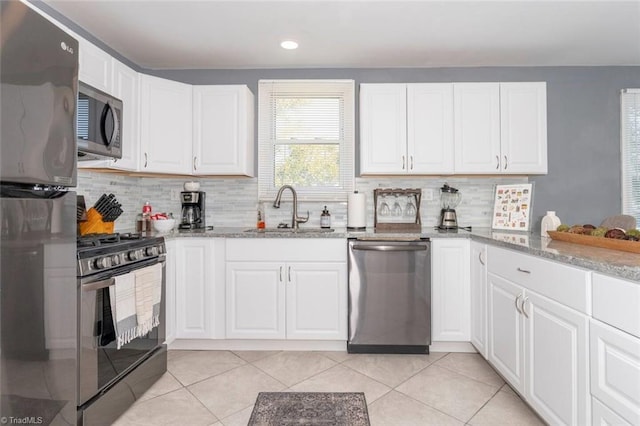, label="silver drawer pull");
[515,294,522,314]
[522,296,530,318]
[517,267,531,274]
